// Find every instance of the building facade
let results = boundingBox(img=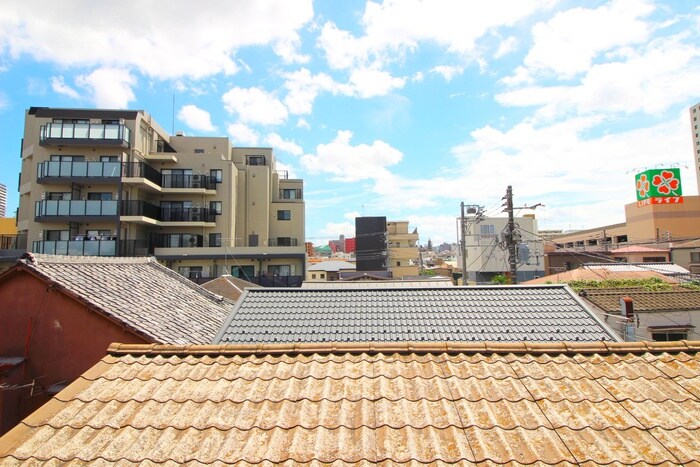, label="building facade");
[459,214,545,283]
[0,183,6,217]
[690,102,700,194]
[17,107,305,285]
[386,220,419,278]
